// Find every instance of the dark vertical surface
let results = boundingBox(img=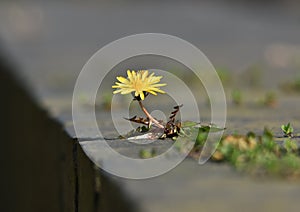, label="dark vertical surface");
[0,51,61,211]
